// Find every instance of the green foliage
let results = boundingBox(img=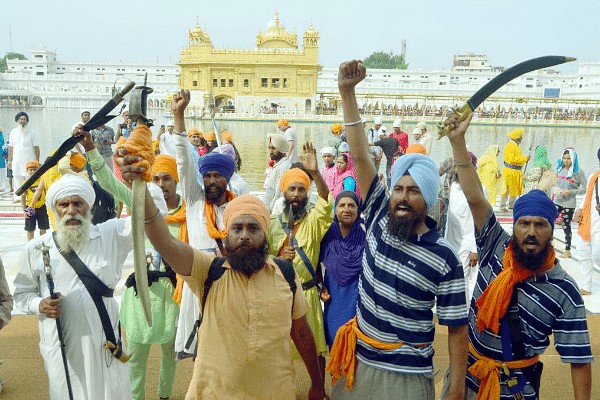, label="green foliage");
[0,52,27,72]
[363,51,407,70]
